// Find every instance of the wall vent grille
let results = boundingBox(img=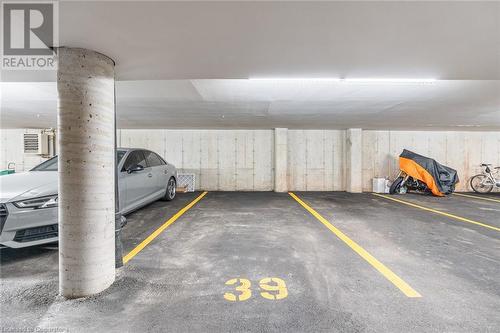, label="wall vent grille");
[23,133,49,155]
